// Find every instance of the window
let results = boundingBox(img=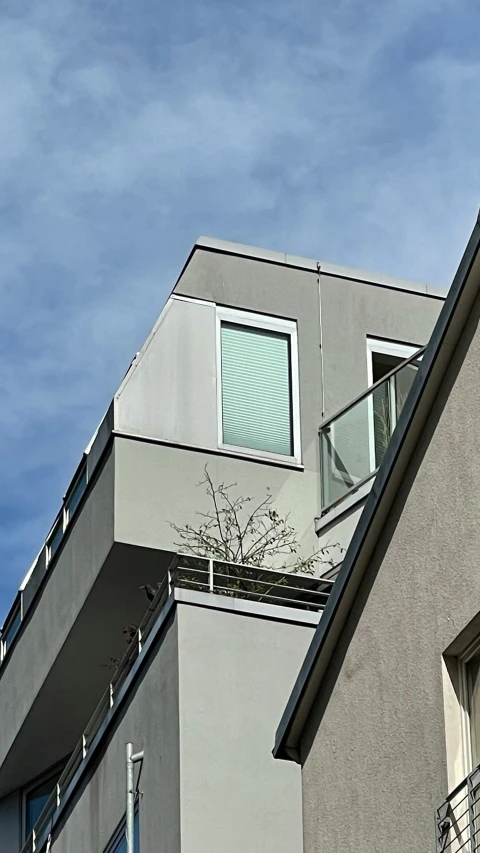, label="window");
[23,765,64,840]
[458,640,480,775]
[366,338,421,469]
[466,653,480,768]
[1,601,21,658]
[104,810,140,853]
[46,515,64,564]
[65,465,87,521]
[217,308,300,460]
